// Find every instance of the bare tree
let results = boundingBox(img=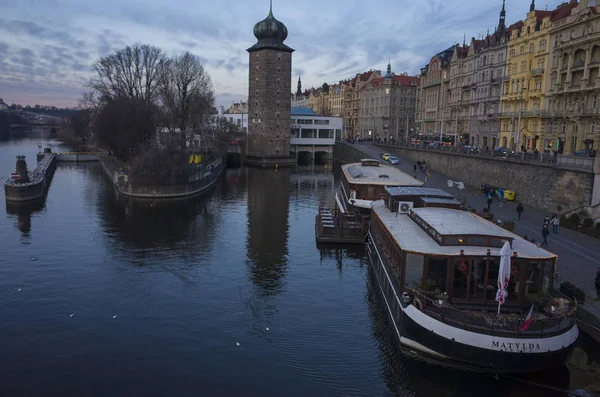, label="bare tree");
[158,51,215,151]
[90,44,166,106]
